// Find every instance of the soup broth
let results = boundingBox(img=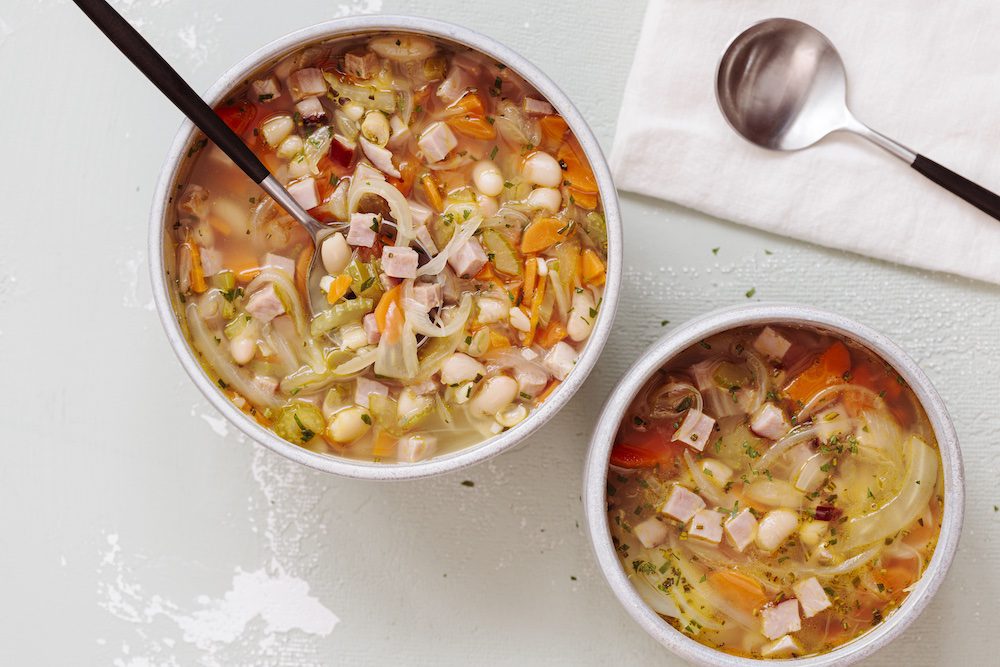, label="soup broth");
[606,325,942,658]
[166,33,608,463]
